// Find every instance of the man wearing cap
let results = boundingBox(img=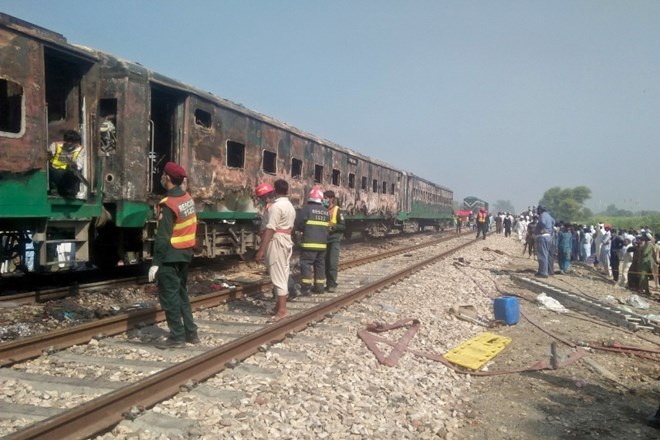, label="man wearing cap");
[149,161,199,348]
[295,186,330,295]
